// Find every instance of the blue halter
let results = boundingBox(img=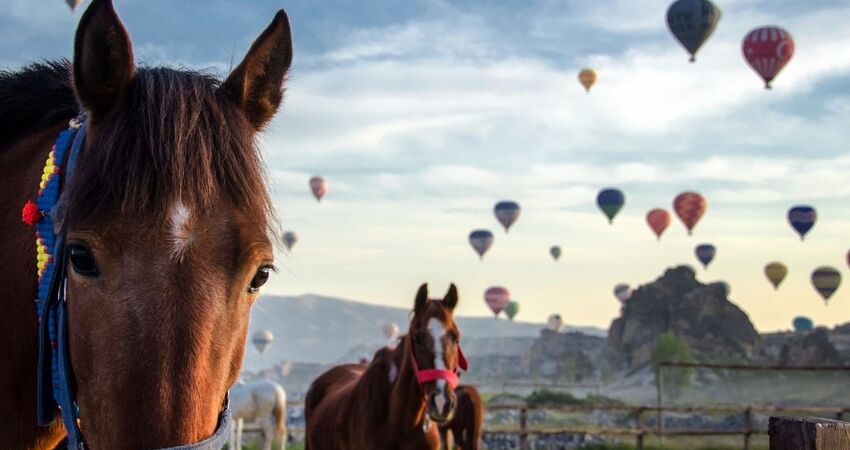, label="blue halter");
[29,116,231,450]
